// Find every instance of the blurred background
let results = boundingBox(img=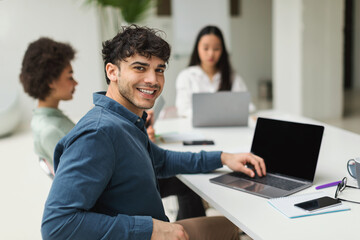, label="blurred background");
[1,0,360,239]
[1,0,359,133]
